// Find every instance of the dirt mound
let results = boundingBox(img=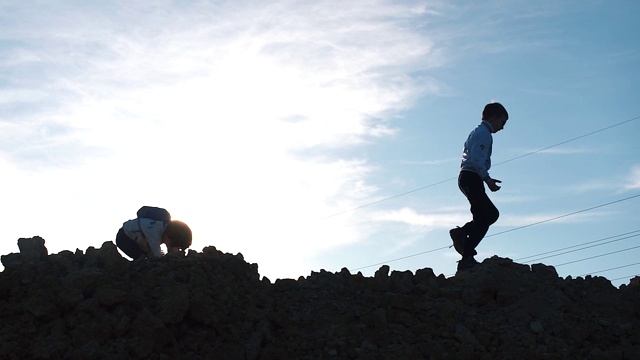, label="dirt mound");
[1,236,639,359]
